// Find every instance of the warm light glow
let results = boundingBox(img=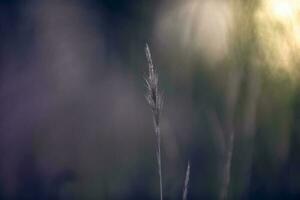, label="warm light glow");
[271,1,293,19]
[156,0,233,65]
[255,0,300,76]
